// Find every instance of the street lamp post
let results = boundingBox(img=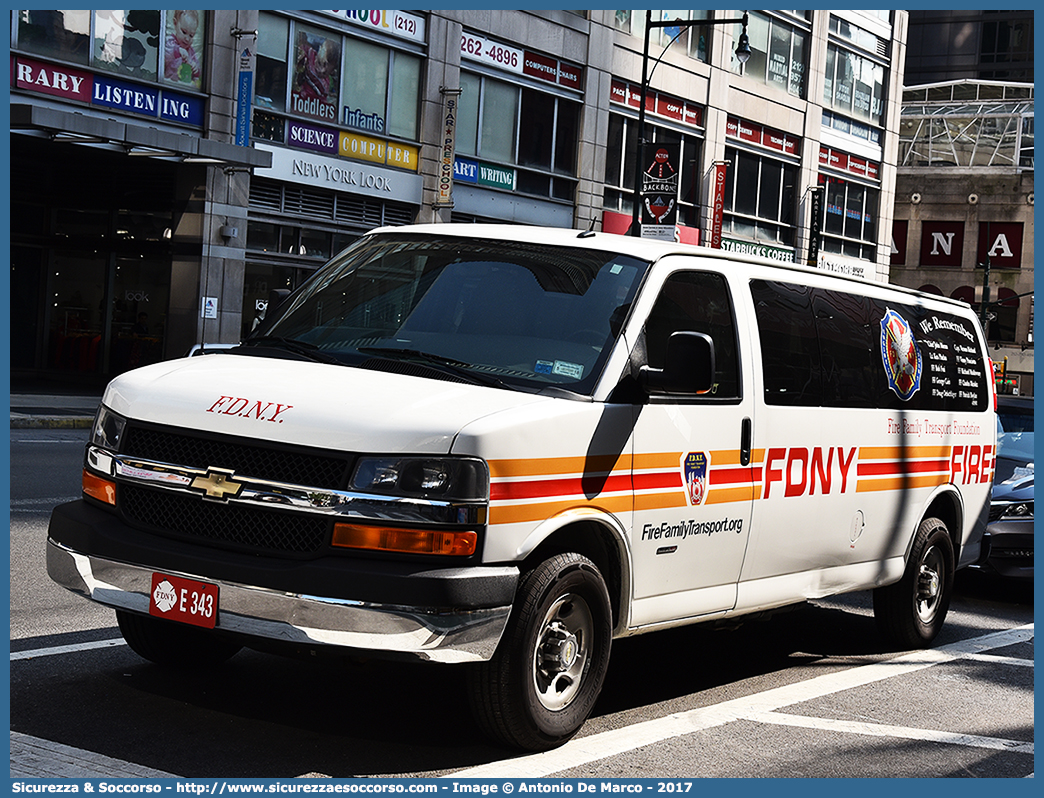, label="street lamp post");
[631,10,751,237]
